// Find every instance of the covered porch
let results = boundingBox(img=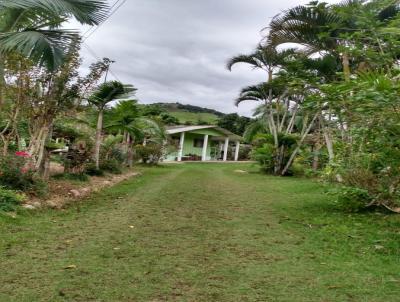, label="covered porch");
[165,125,242,162]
